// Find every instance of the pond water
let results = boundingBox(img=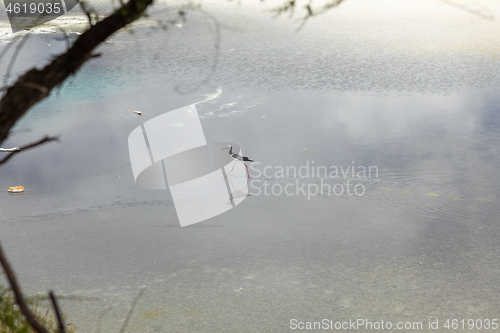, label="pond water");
[1,0,500,332]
